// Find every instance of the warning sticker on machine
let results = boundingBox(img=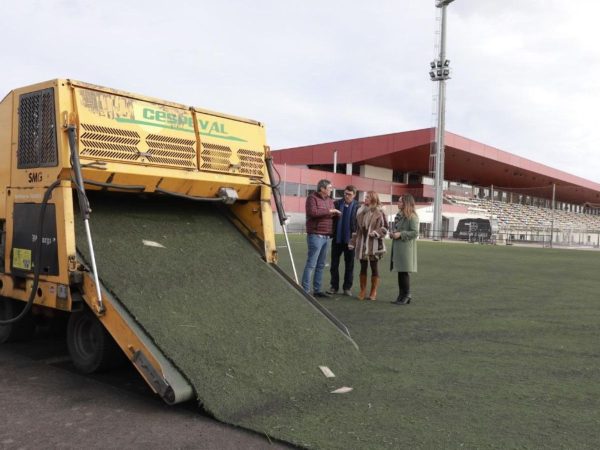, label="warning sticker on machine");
[13,248,32,270]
